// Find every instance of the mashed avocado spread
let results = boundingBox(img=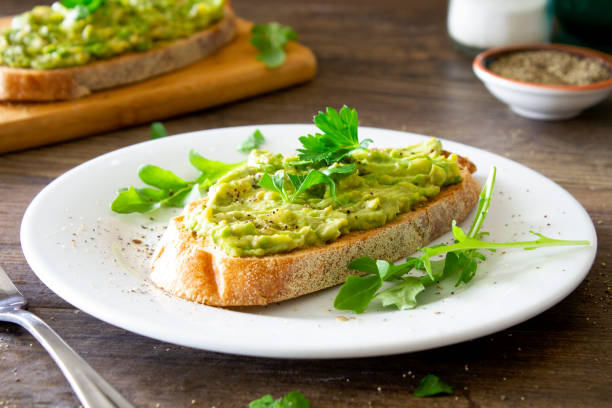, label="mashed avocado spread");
[185,138,462,257]
[0,0,225,69]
